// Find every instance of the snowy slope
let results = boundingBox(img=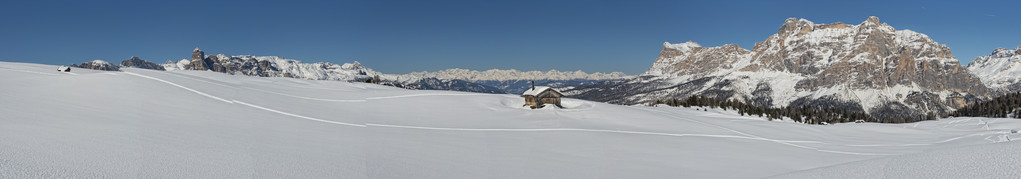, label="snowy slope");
[1,61,1020,178]
[772,134,1021,178]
